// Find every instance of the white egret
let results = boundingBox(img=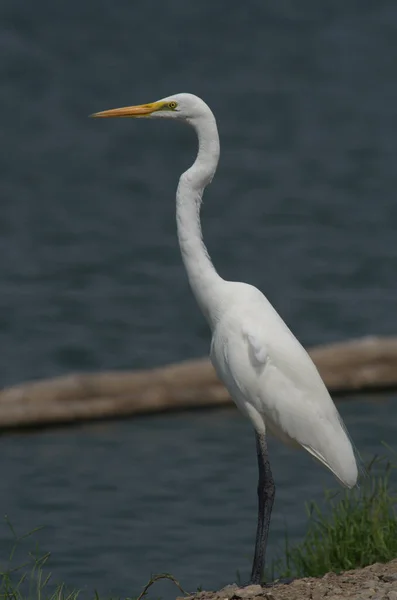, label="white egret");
[92,93,362,584]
